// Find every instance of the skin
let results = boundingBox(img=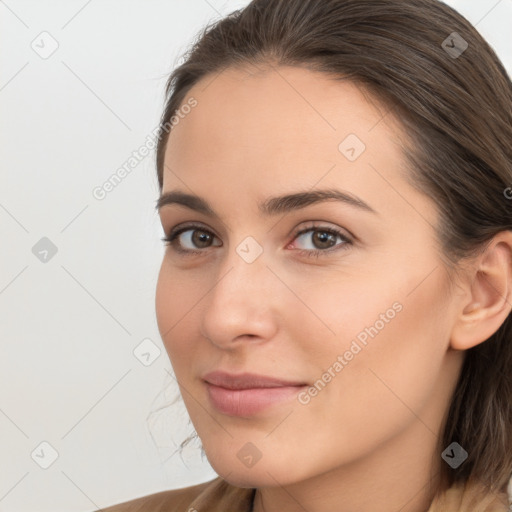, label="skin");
[155,64,512,512]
